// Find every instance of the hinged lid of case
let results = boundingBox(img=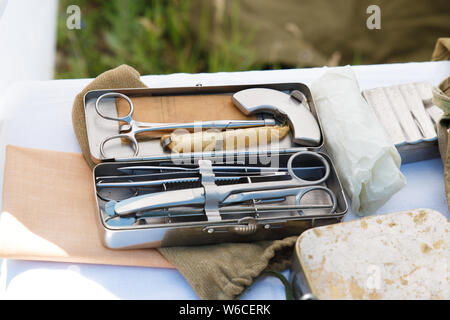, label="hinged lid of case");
[83,83,324,163]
